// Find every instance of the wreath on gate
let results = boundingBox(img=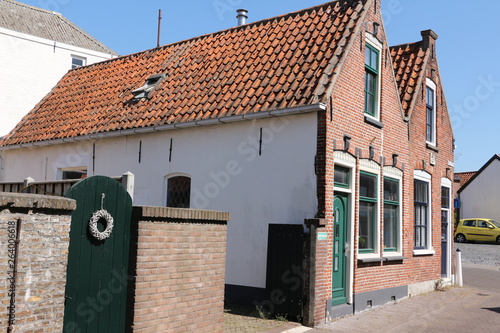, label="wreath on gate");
[88,193,114,241]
